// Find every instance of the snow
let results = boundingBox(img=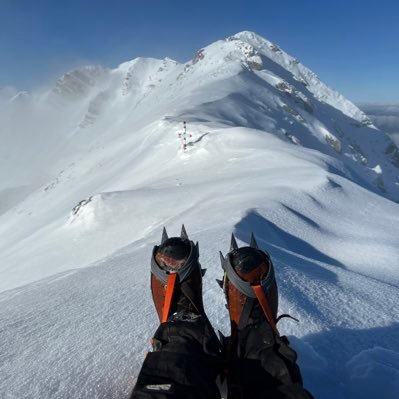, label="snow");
[0,31,399,398]
[359,103,399,147]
